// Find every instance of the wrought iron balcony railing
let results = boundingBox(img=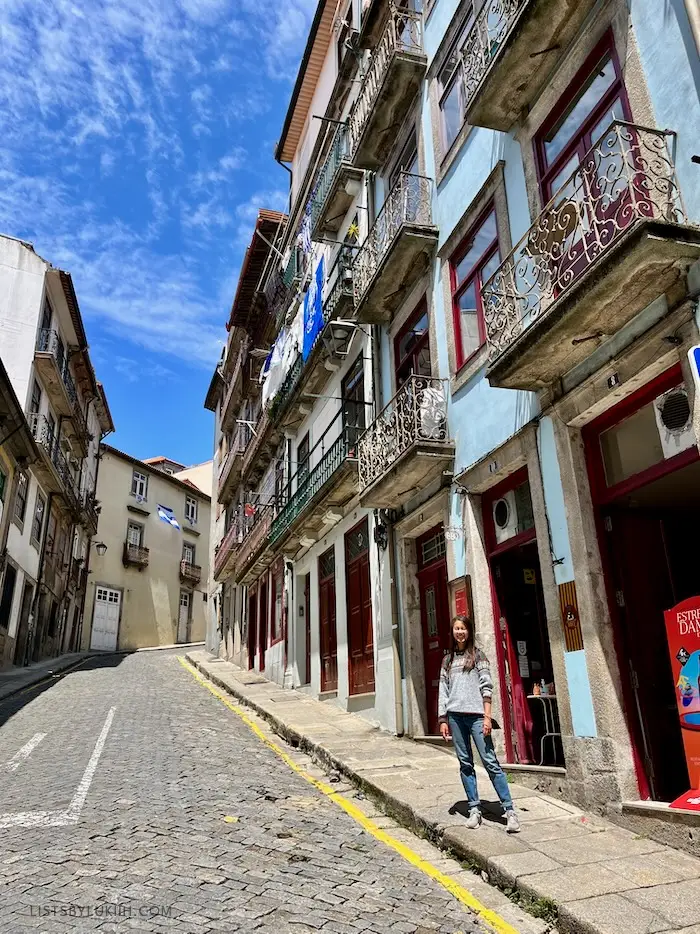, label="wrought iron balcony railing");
[235,503,274,578]
[346,7,424,159]
[352,173,434,305]
[36,329,78,410]
[358,376,450,492]
[123,542,149,567]
[180,560,202,584]
[461,0,526,113]
[81,488,99,530]
[482,122,687,358]
[311,124,352,230]
[214,520,243,579]
[28,413,81,514]
[270,410,360,546]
